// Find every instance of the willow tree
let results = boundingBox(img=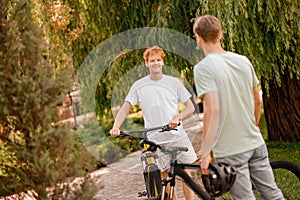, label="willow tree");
[64,0,199,123]
[65,0,299,142]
